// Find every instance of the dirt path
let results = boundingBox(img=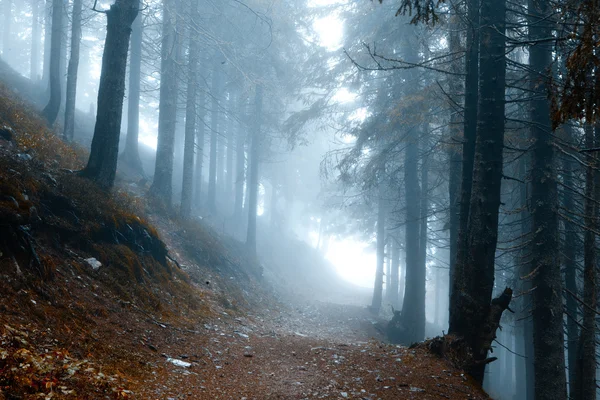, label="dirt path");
[132,302,488,400]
